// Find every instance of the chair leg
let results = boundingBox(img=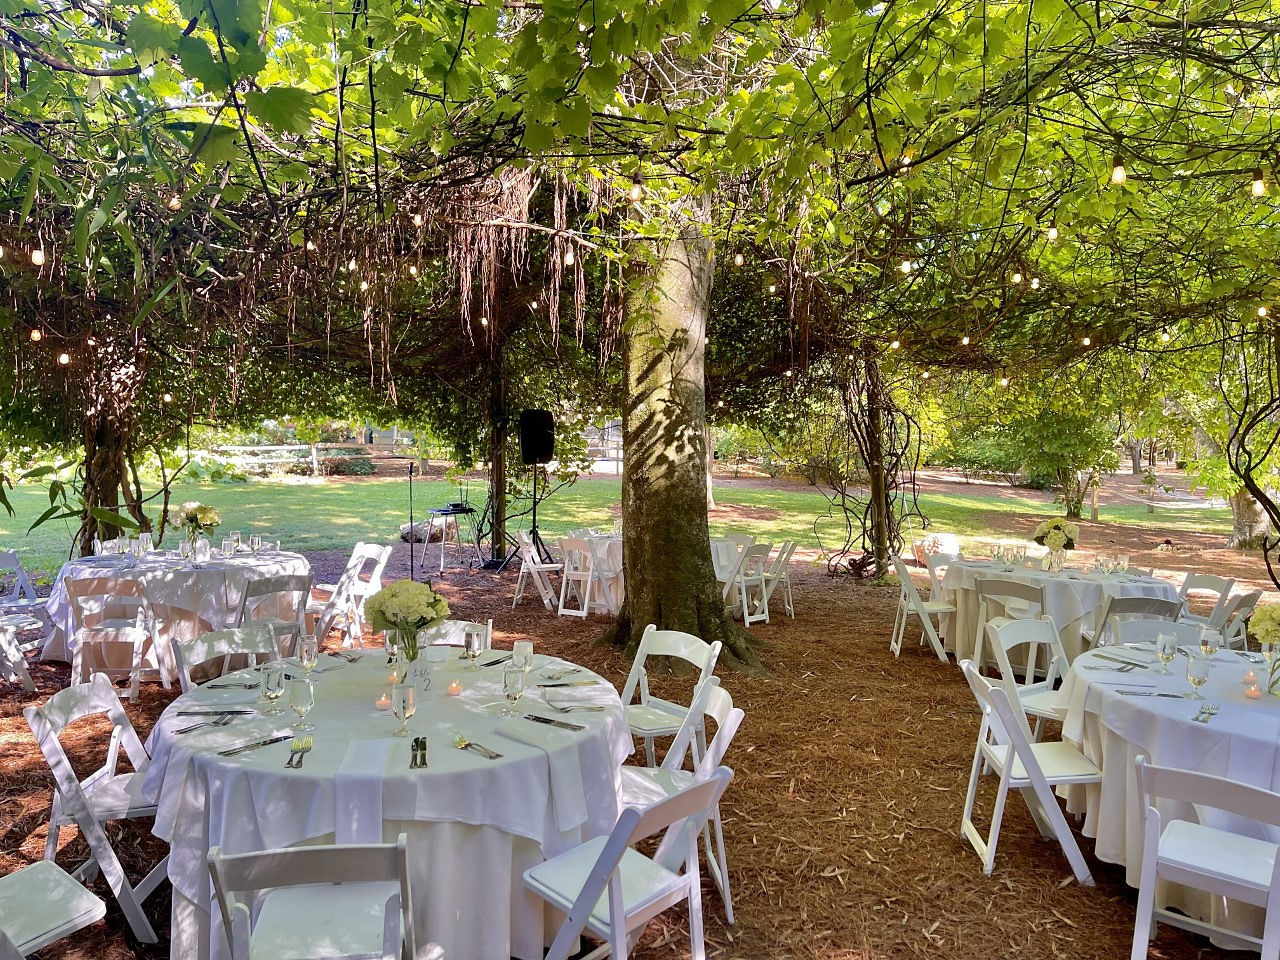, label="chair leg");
[44,803,61,861]
[982,778,1011,875]
[704,805,734,924]
[1130,868,1158,959]
[687,848,707,960]
[513,569,527,608]
[644,736,657,768]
